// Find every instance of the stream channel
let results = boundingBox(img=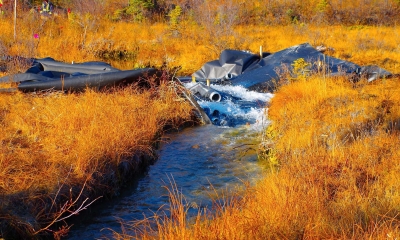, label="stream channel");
[67,83,273,239]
